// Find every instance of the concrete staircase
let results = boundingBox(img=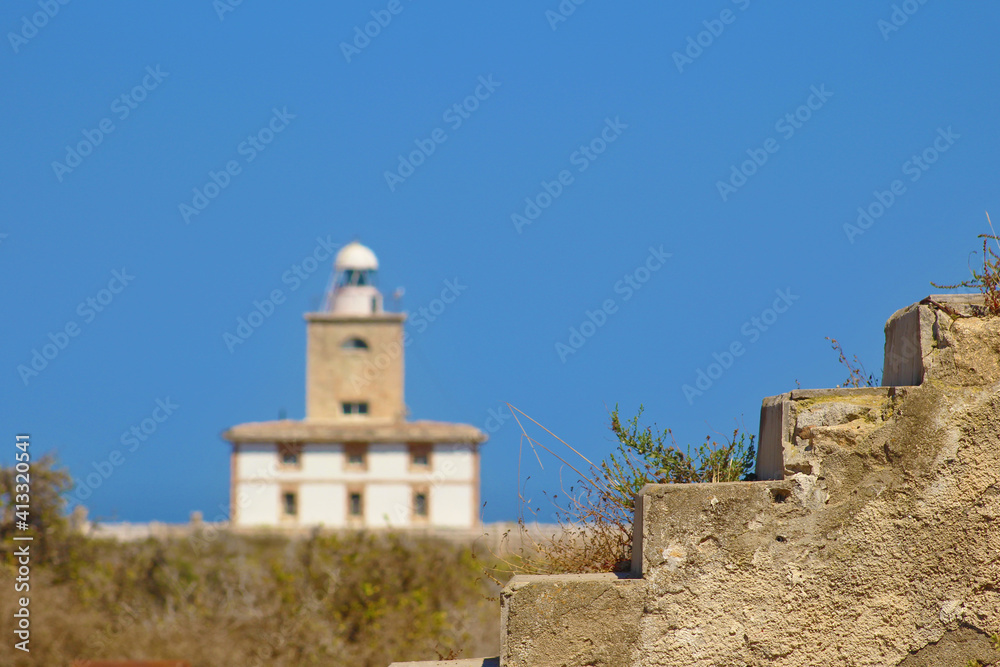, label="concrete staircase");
[391,296,1000,667]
